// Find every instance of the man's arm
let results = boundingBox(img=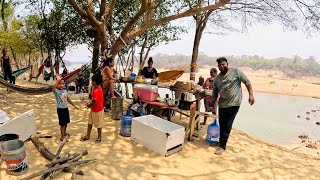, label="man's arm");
[238,69,255,105]
[212,83,219,105]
